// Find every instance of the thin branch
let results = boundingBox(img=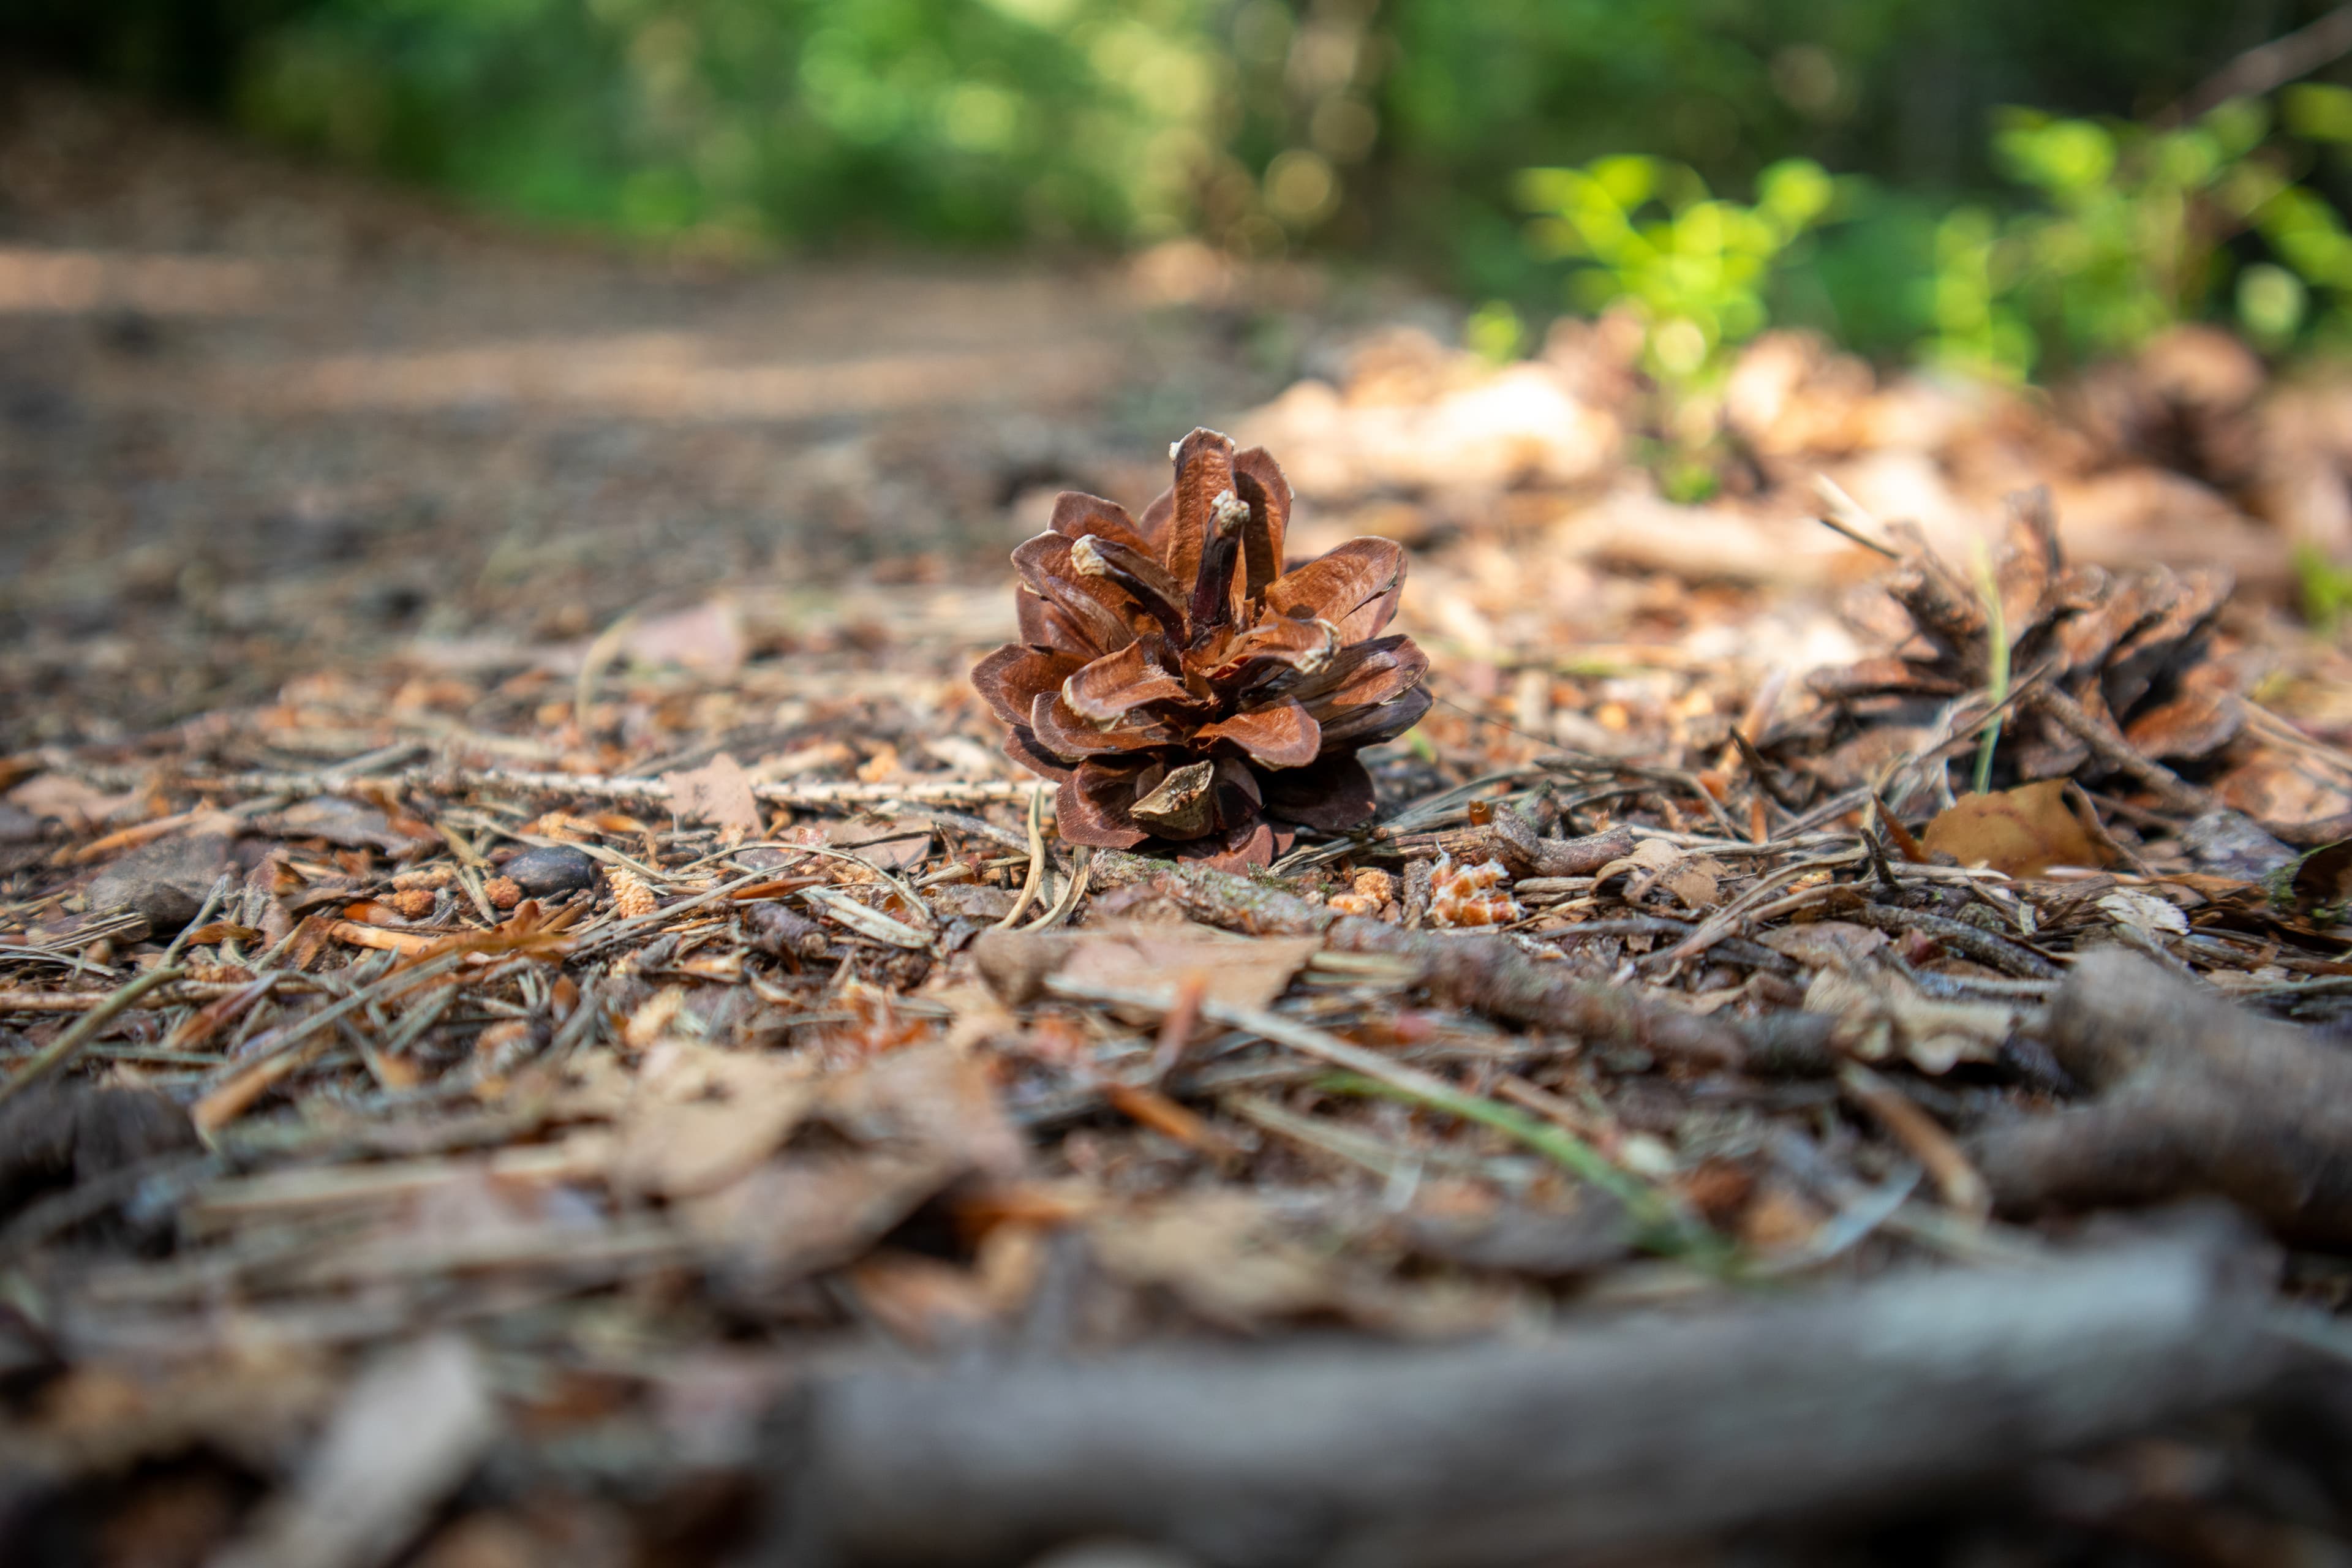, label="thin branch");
[0,965,187,1106]
[2168,4,2352,124]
